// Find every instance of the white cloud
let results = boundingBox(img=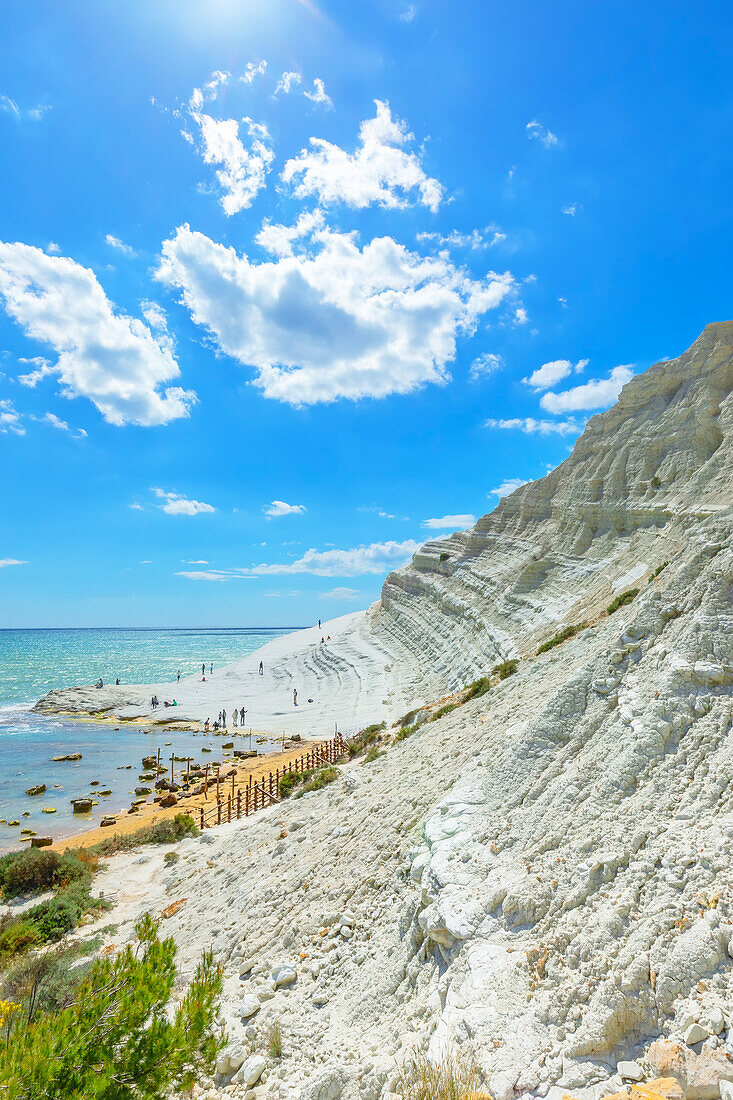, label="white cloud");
[17,356,54,387]
[105,234,135,256]
[187,94,274,215]
[398,4,417,21]
[514,307,529,325]
[46,242,61,254]
[304,78,332,109]
[36,411,87,438]
[417,226,505,251]
[0,242,195,426]
[185,559,209,564]
[523,357,587,391]
[526,120,558,147]
[129,502,144,510]
[241,60,267,85]
[274,71,302,96]
[321,586,360,600]
[485,416,581,436]
[176,569,250,581]
[245,539,420,576]
[264,500,307,517]
[0,558,27,568]
[139,300,169,334]
[0,399,24,435]
[539,365,633,413]
[470,352,503,380]
[562,202,580,216]
[157,224,516,405]
[489,478,530,497]
[255,209,325,258]
[282,99,442,211]
[152,488,215,516]
[422,514,475,529]
[0,95,49,121]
